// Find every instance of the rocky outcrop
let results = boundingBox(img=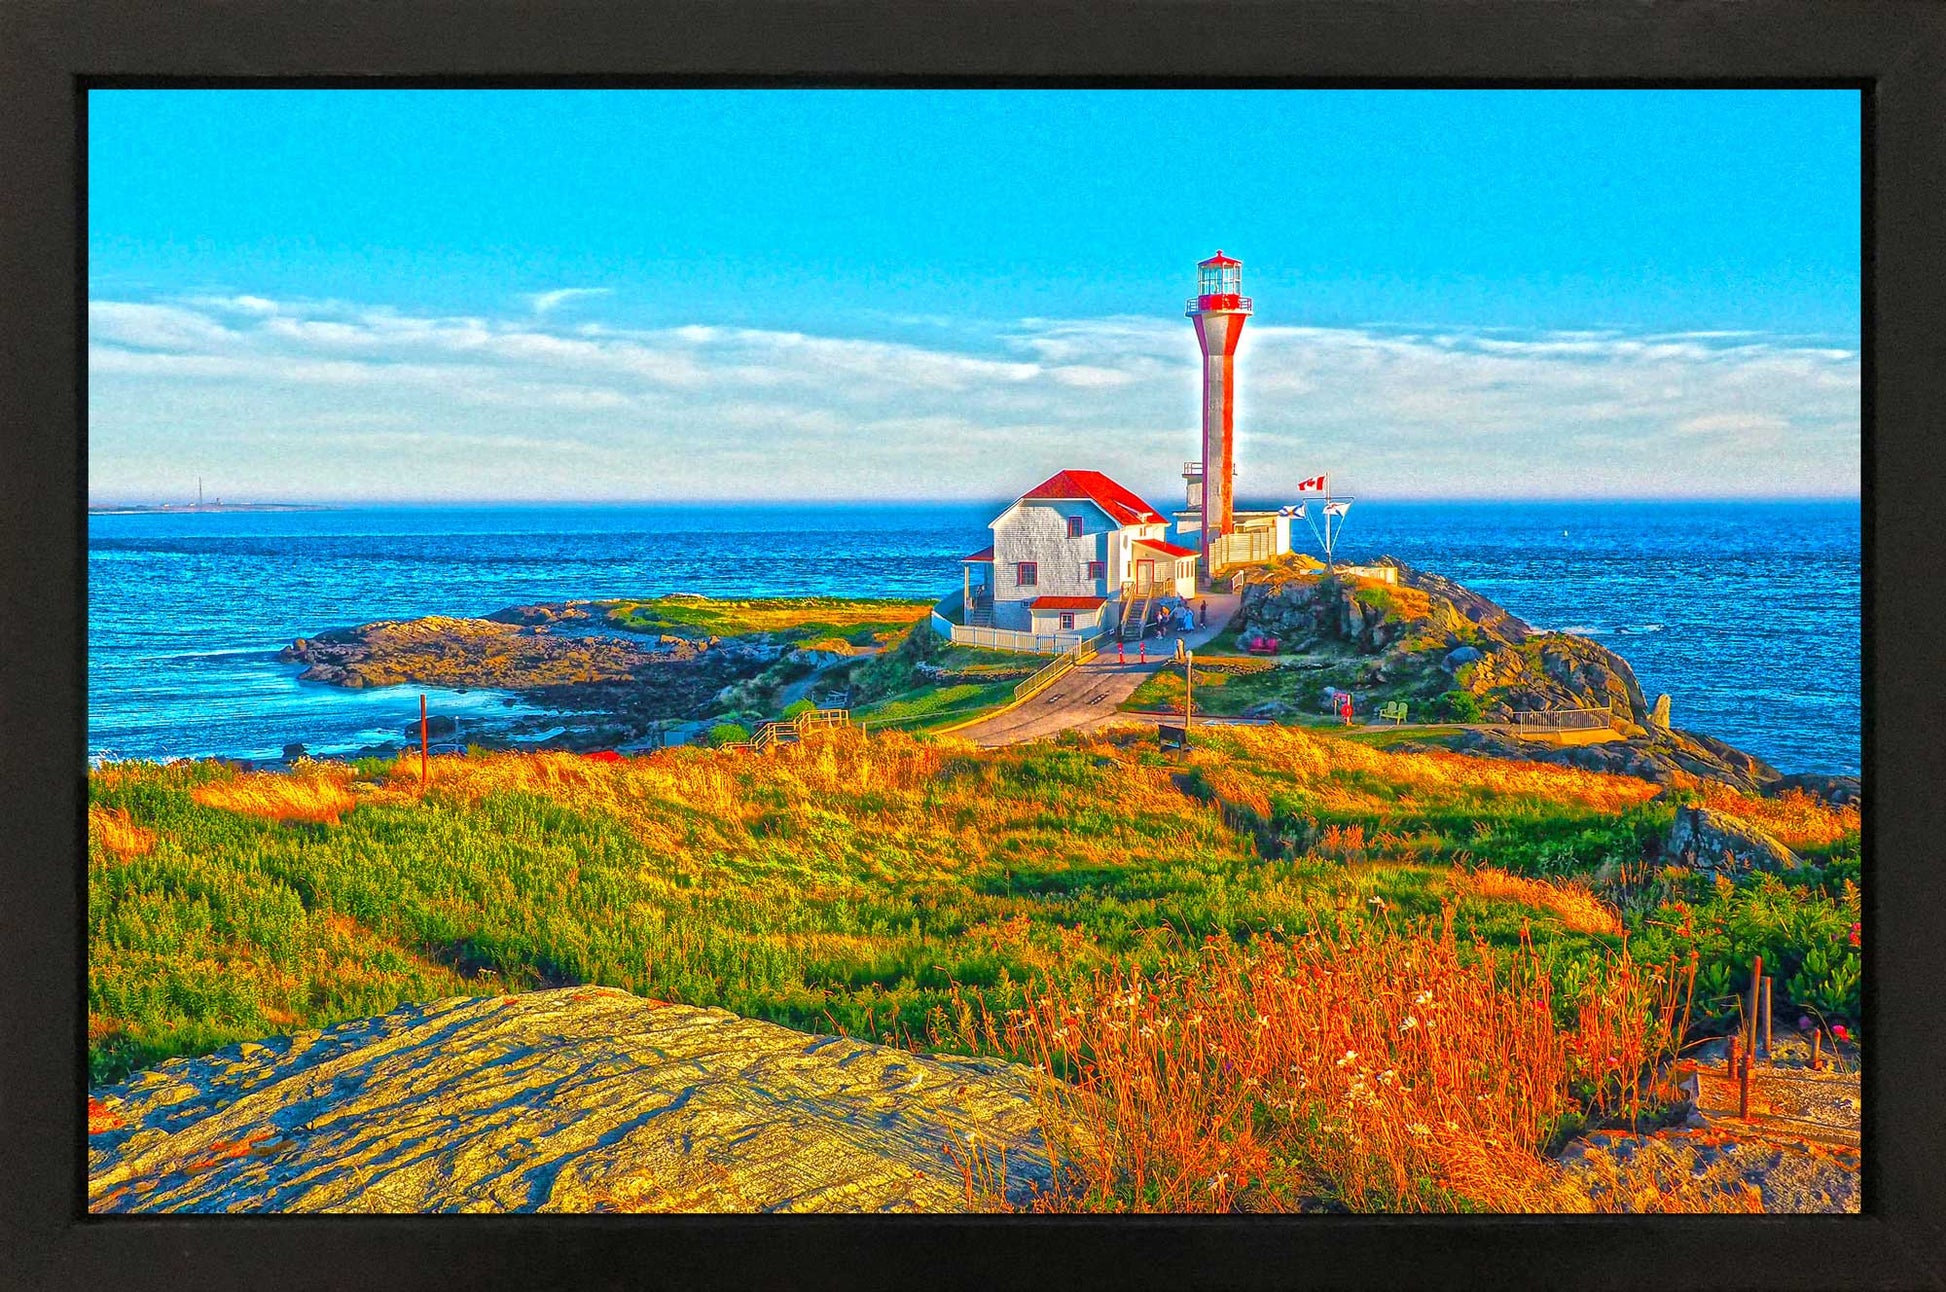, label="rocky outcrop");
[1662,801,1802,874]
[1236,559,1648,724]
[1767,773,1862,809]
[1232,559,1812,793]
[88,989,1060,1214]
[279,616,676,690]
